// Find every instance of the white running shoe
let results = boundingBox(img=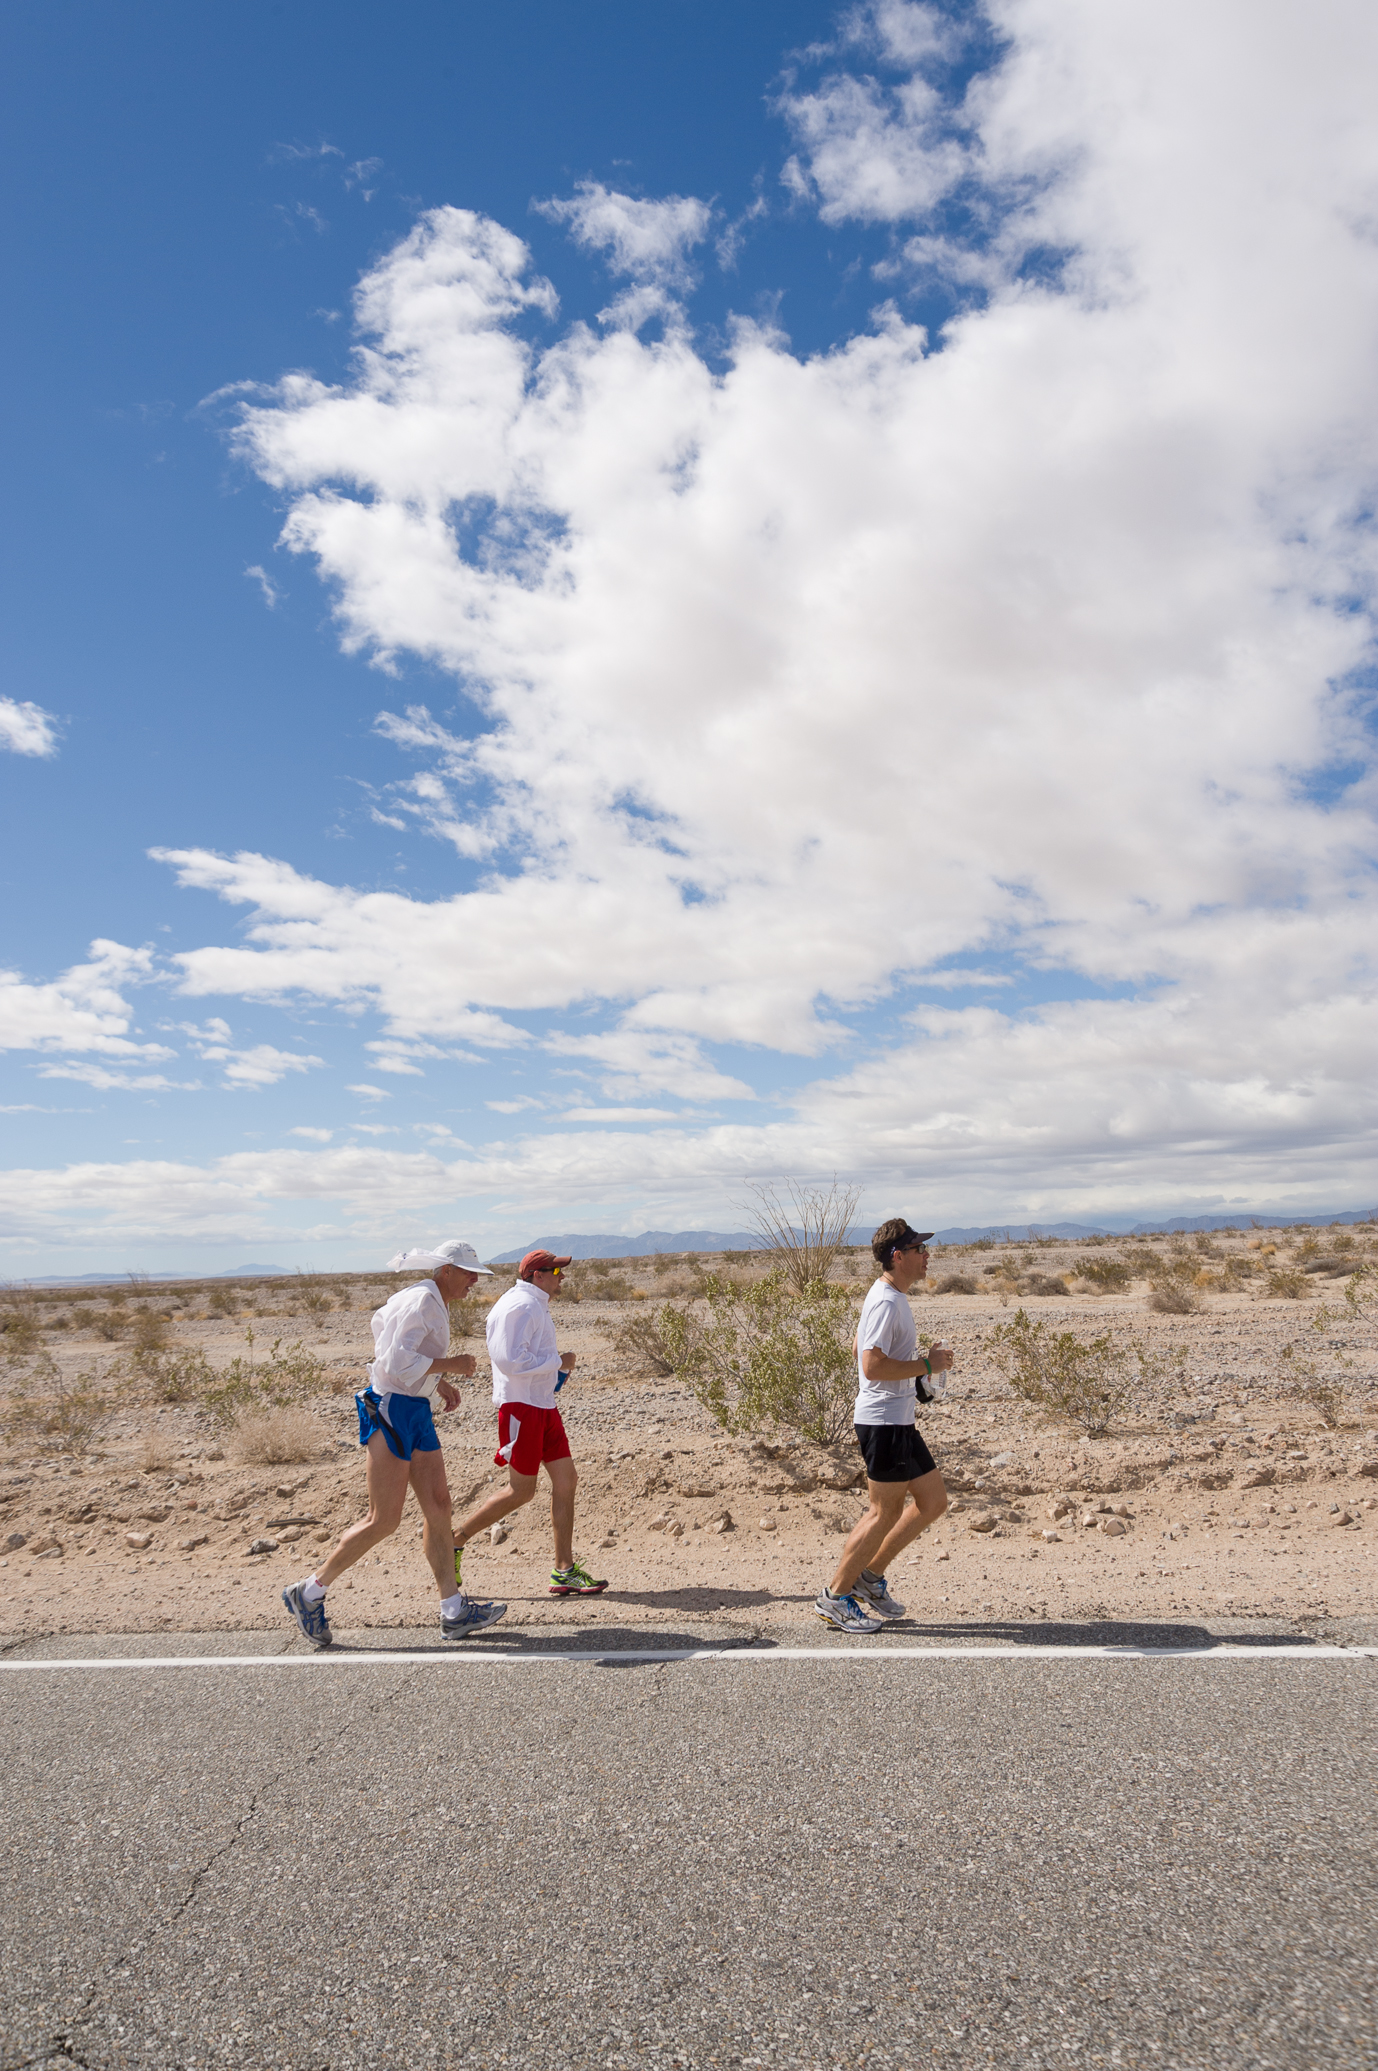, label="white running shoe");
[851,1569,906,1620]
[441,1596,507,1638]
[812,1588,883,1635]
